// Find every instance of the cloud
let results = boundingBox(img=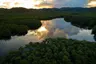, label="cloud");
[54,0,70,7]
[50,28,68,38]
[35,18,80,39]
[0,0,54,9]
[0,0,89,8]
[87,0,96,7]
[52,18,80,36]
[35,1,54,8]
[69,30,95,42]
[54,0,88,7]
